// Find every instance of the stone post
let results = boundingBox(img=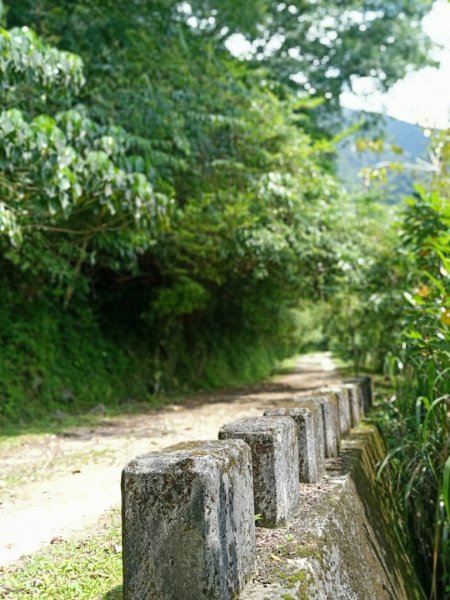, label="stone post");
[264,404,326,483]
[294,394,340,458]
[348,376,373,413]
[316,386,351,435]
[122,440,256,600]
[343,382,362,427]
[219,417,299,528]
[362,379,370,414]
